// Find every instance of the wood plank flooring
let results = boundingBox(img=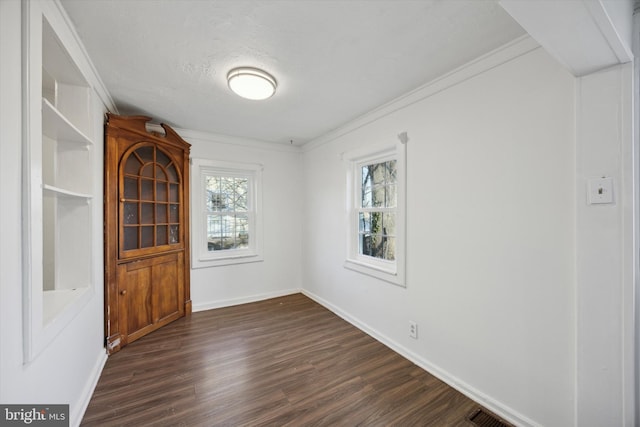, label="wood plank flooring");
[82,293,485,426]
